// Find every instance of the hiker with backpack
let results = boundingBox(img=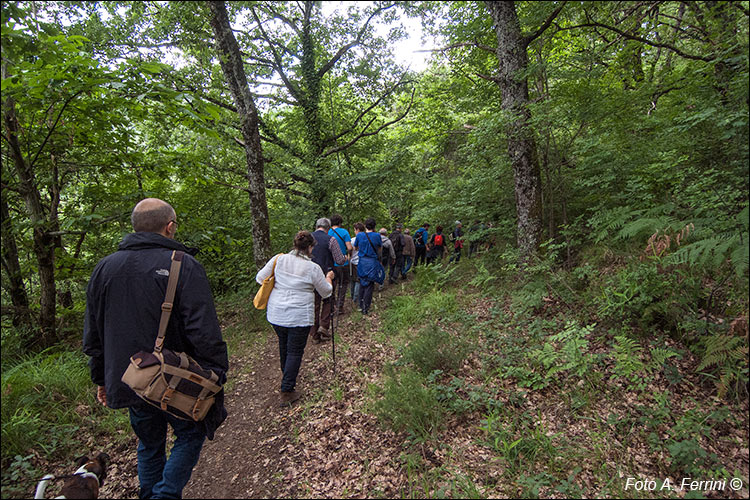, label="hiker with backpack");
[310,218,347,344]
[328,214,352,315]
[413,223,430,267]
[353,218,384,315]
[387,224,406,284]
[402,228,416,278]
[449,221,464,264]
[427,225,446,264]
[378,228,396,289]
